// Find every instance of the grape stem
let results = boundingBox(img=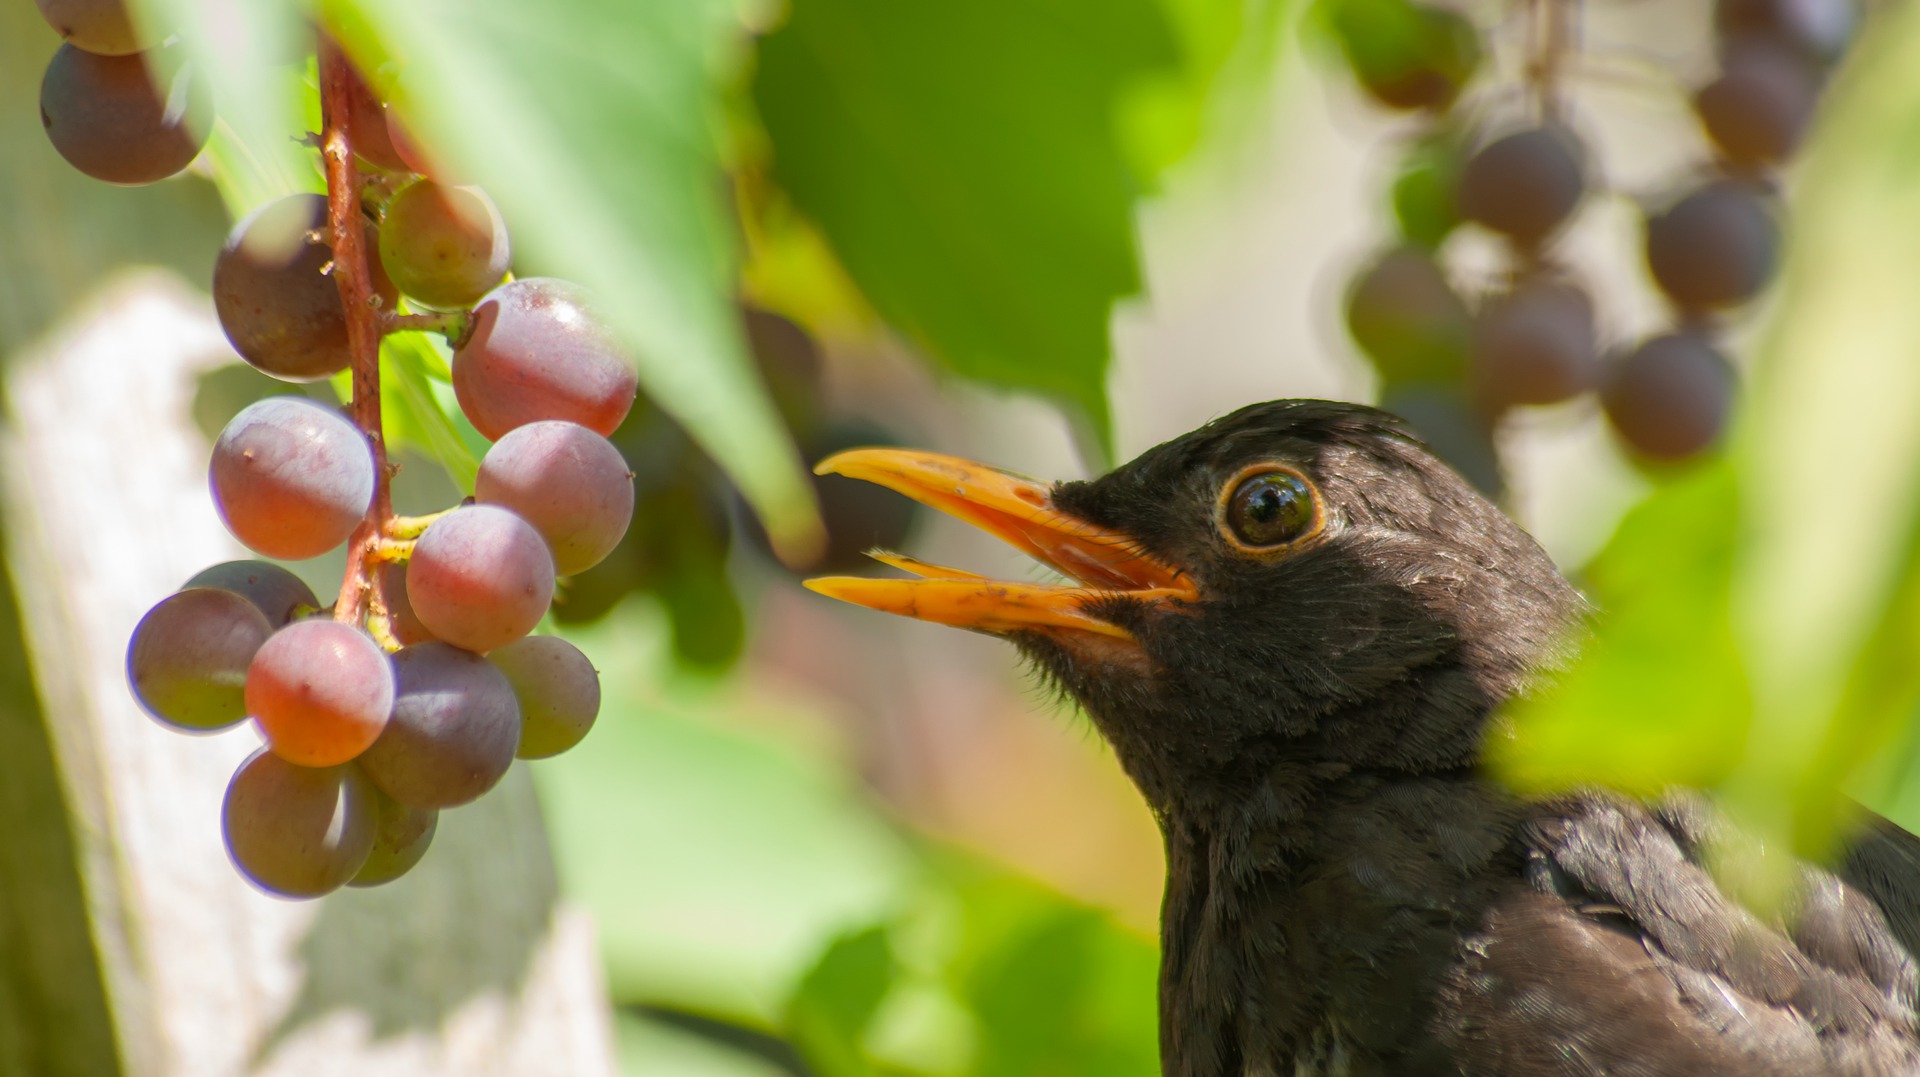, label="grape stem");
[318,39,395,629]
